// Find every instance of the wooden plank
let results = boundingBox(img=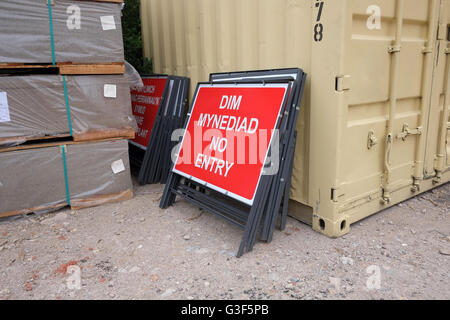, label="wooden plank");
[0,190,133,219]
[0,63,52,68]
[0,133,71,146]
[0,136,131,153]
[0,127,135,153]
[88,0,123,3]
[71,189,133,210]
[0,62,125,75]
[0,203,67,219]
[48,0,123,4]
[72,127,135,142]
[59,63,125,75]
